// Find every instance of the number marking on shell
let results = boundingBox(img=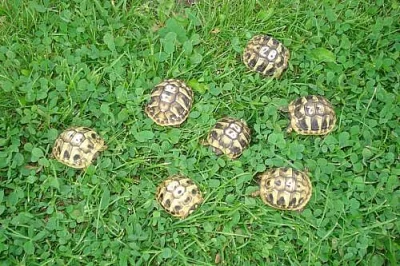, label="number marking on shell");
[258,167,312,211]
[145,79,194,126]
[243,35,290,78]
[288,95,336,135]
[52,127,106,169]
[206,117,251,159]
[156,175,203,219]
